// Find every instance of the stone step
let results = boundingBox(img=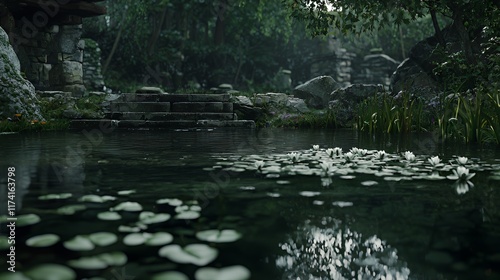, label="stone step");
[117,93,230,102]
[70,119,255,130]
[171,102,233,113]
[110,102,170,112]
[106,112,235,121]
